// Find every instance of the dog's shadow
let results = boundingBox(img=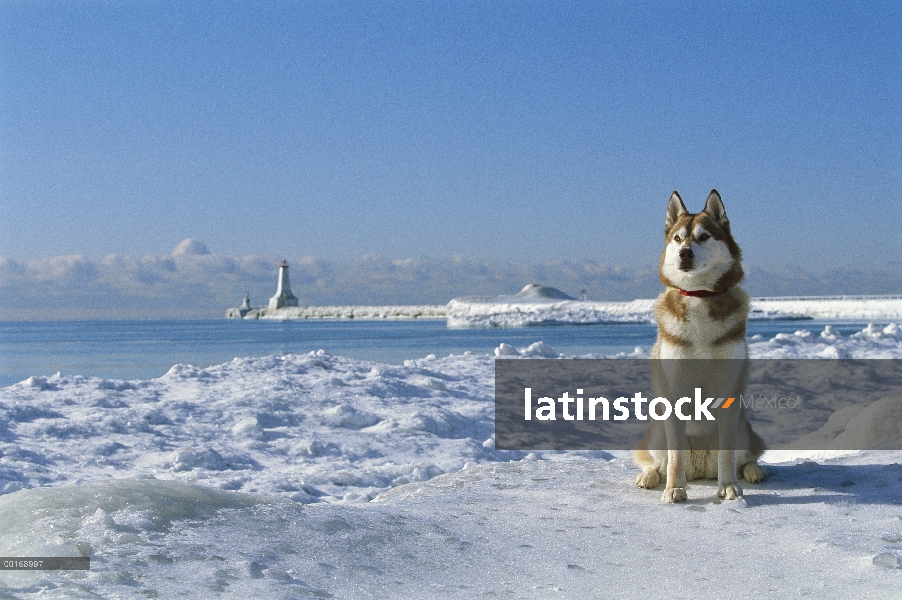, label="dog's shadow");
[713,460,902,507]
